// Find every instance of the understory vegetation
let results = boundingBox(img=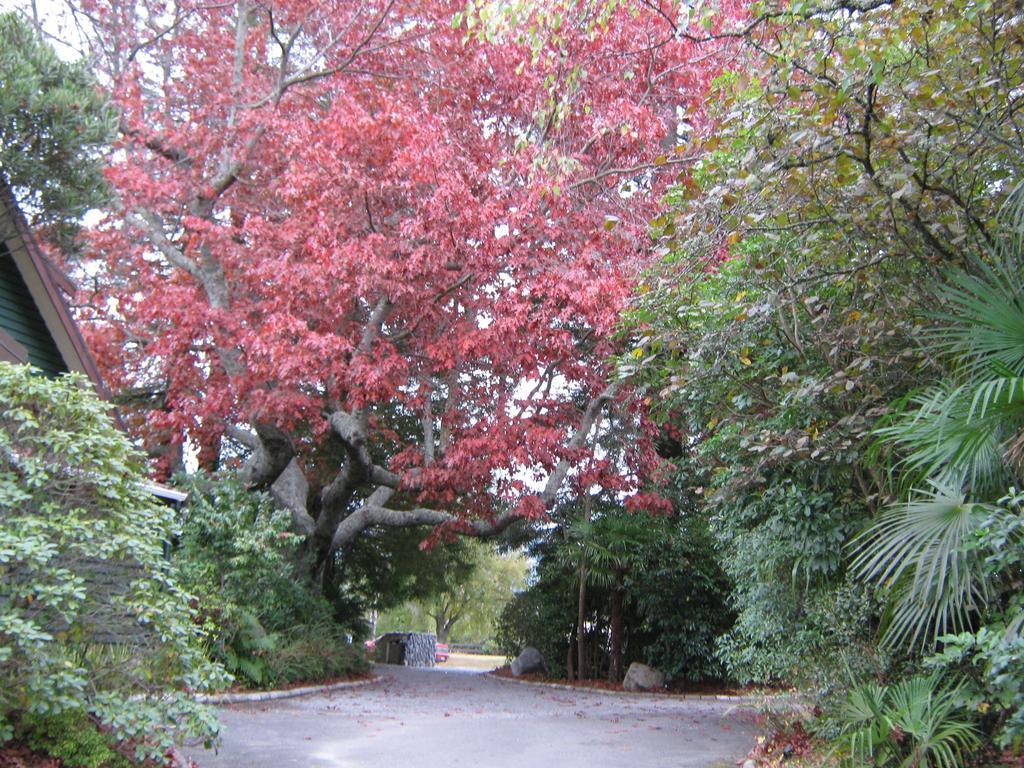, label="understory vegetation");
[173,474,369,690]
[496,490,733,683]
[0,365,225,762]
[617,0,1024,762]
